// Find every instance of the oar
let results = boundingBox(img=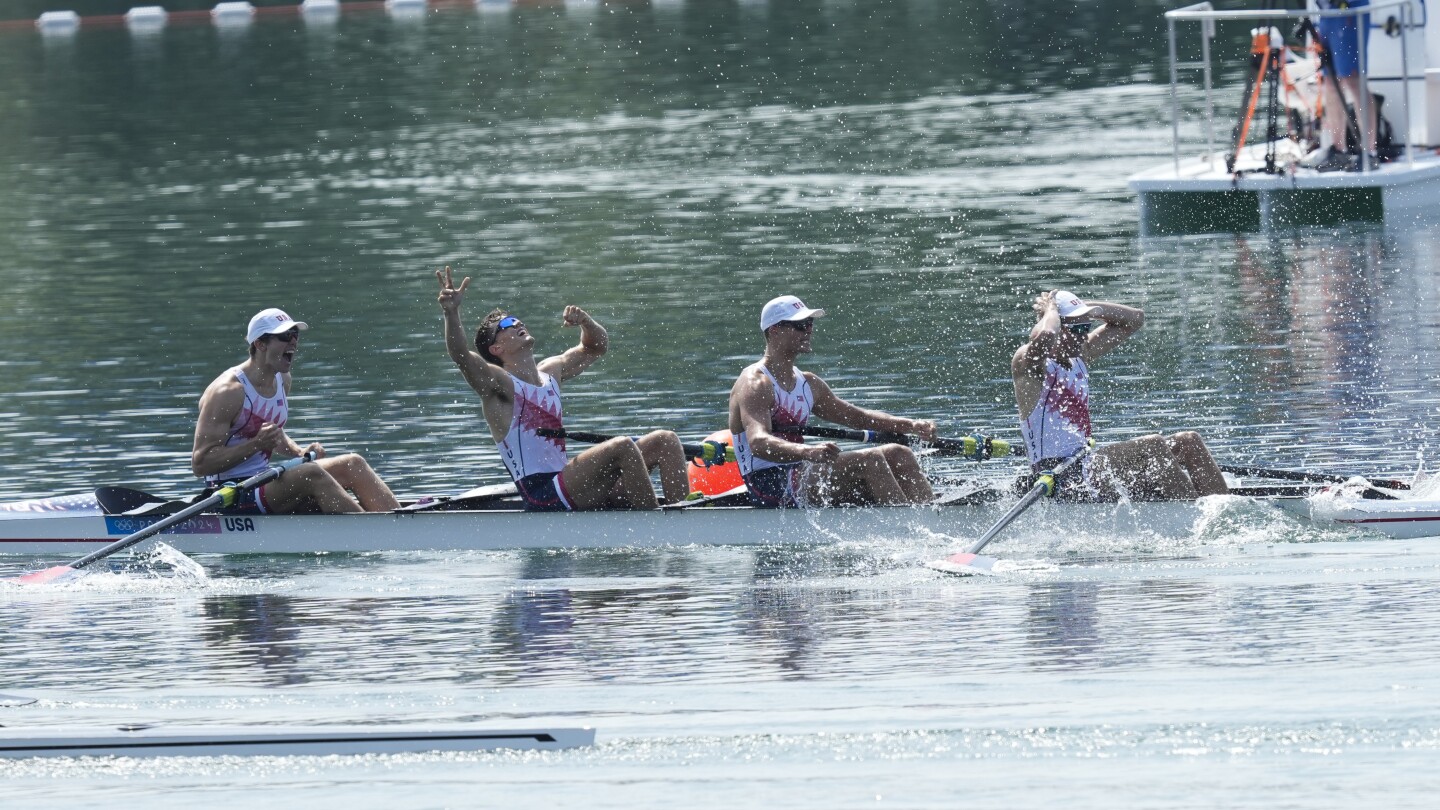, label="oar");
[926,445,1093,576]
[8,454,315,586]
[536,428,736,464]
[800,426,1012,461]
[397,482,520,512]
[1219,464,1410,491]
